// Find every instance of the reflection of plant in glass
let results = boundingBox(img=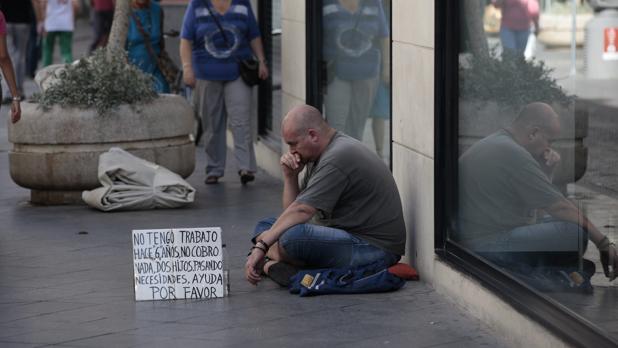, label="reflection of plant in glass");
[459,48,575,109]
